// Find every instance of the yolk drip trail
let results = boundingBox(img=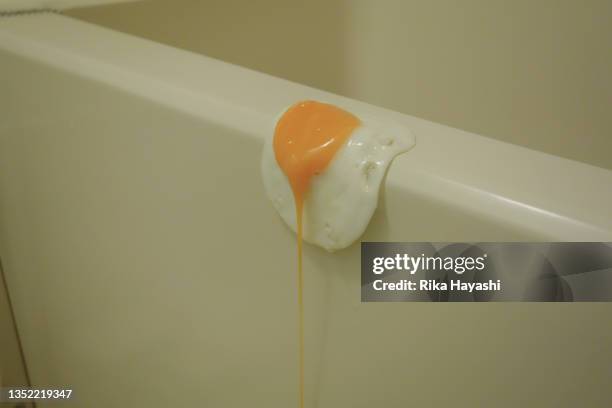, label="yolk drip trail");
[273,100,360,408]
